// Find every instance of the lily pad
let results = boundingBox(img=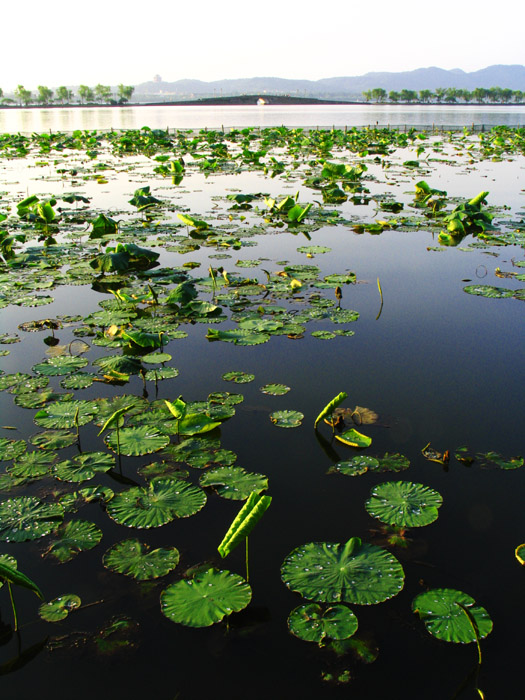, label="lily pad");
[0,438,27,462]
[39,594,82,622]
[281,537,404,605]
[335,429,372,448]
[477,451,523,470]
[0,496,64,542]
[260,383,290,396]
[47,519,103,562]
[104,426,170,456]
[412,588,493,643]
[103,539,180,580]
[32,356,89,376]
[30,430,78,450]
[199,466,268,500]
[288,604,358,644]
[34,400,98,429]
[328,456,379,476]
[365,481,443,528]
[160,568,252,627]
[463,284,513,298]
[222,371,255,384]
[53,452,115,483]
[106,477,206,528]
[270,410,304,428]
[8,450,57,478]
